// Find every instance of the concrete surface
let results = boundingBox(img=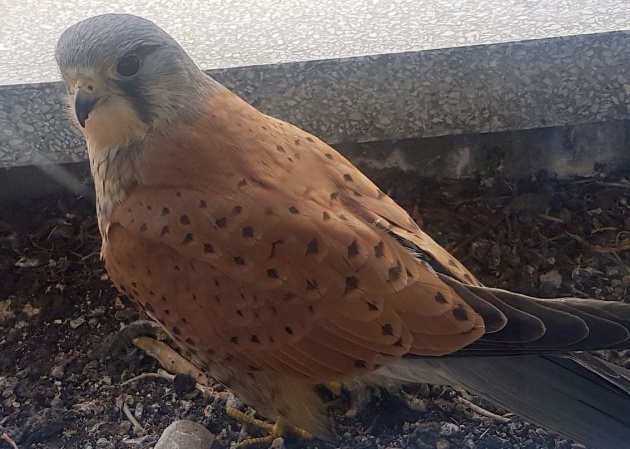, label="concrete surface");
[2,0,630,173]
[3,31,630,168]
[1,0,630,85]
